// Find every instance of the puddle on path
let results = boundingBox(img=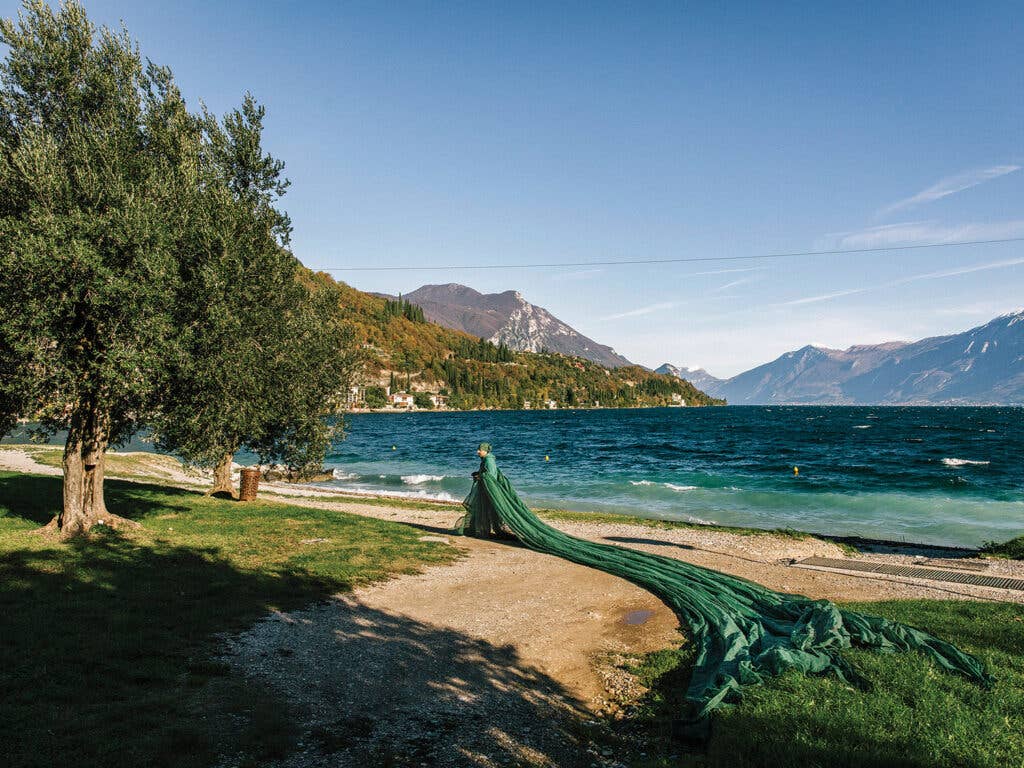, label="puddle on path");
[623,609,654,625]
